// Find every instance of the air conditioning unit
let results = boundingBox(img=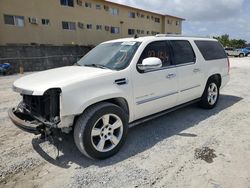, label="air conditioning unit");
[105,26,110,31]
[29,17,38,24]
[77,0,83,6]
[78,22,84,29]
[104,5,109,11]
